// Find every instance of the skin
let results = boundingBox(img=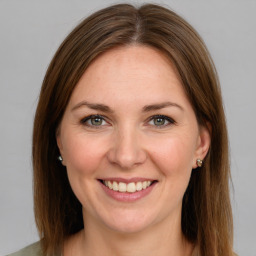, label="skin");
[57,45,211,256]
